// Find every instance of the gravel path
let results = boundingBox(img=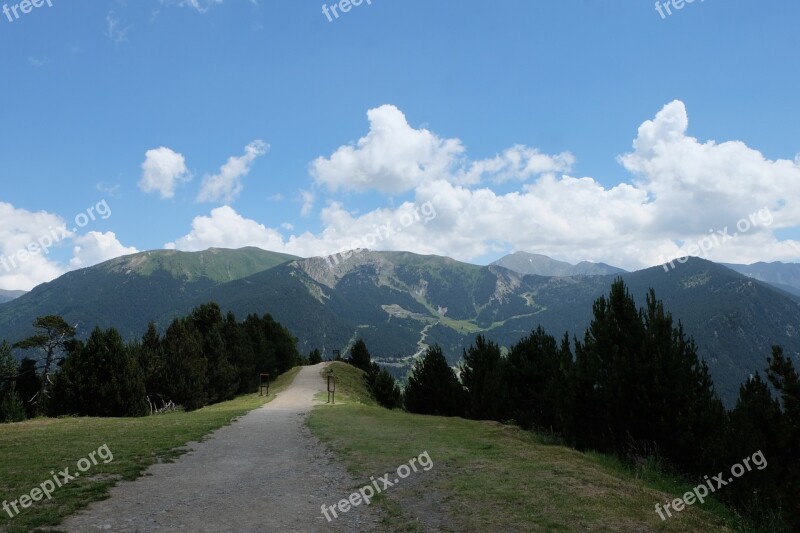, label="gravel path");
[58,363,385,532]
